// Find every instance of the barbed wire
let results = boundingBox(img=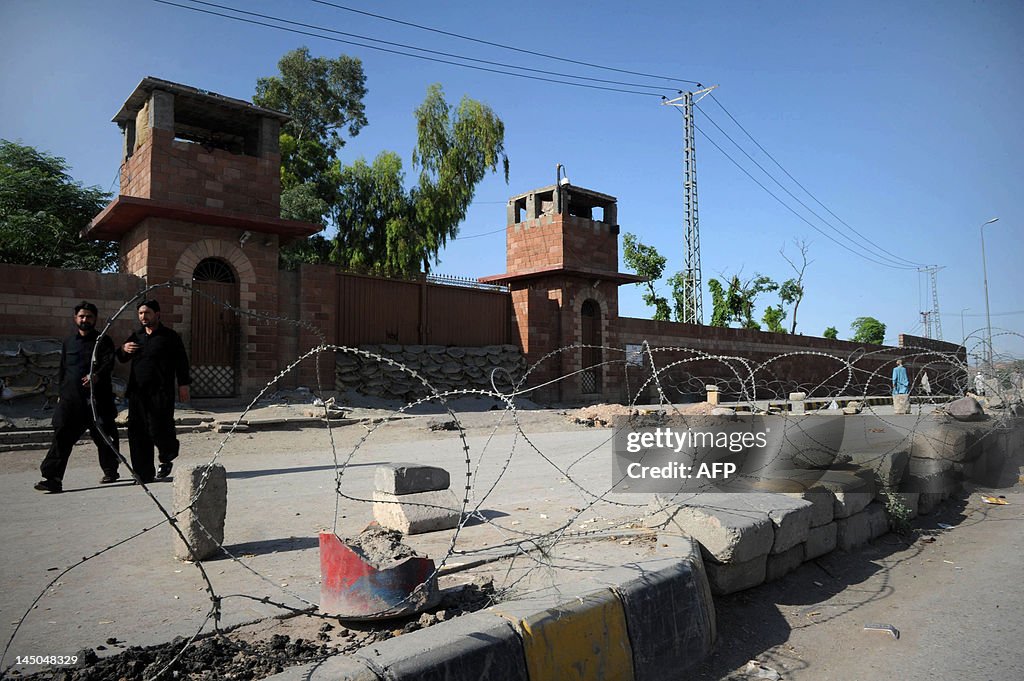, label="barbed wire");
[3,286,1021,679]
